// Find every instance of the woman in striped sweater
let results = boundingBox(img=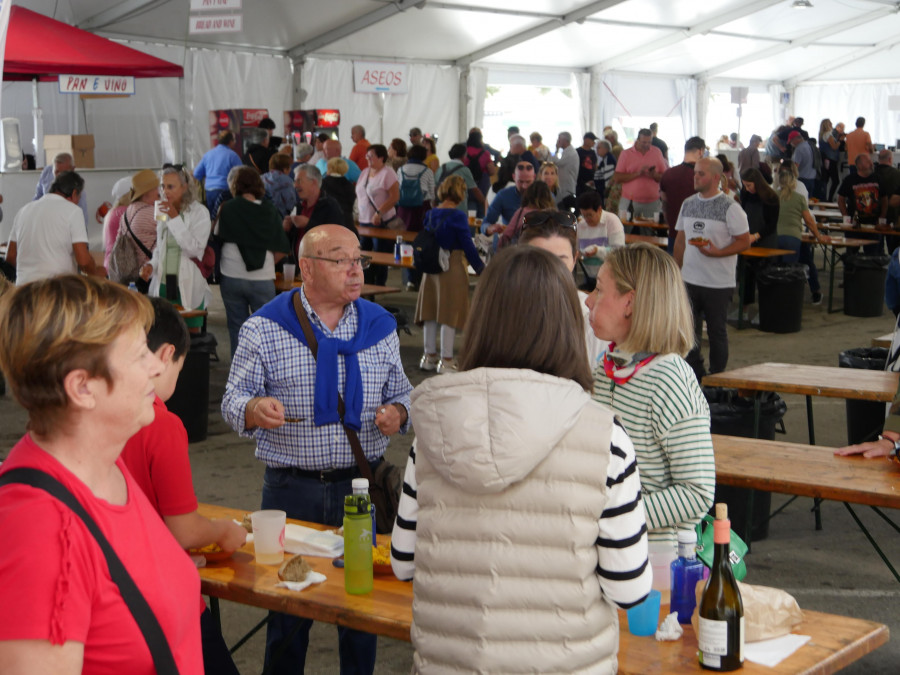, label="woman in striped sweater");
[587,243,715,551]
